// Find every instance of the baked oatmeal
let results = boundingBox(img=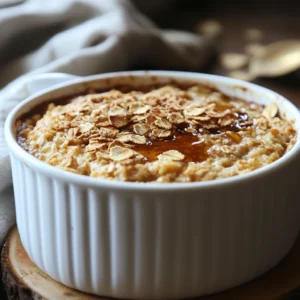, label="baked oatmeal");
[17,84,296,183]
